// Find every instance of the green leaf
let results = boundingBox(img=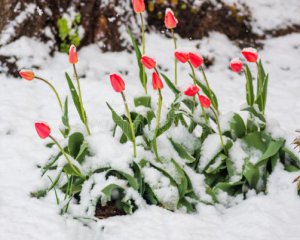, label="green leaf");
[255,74,269,112]
[132,162,144,194]
[241,105,266,123]
[256,139,285,167]
[134,96,151,108]
[243,160,260,188]
[206,154,227,174]
[230,113,246,138]
[192,74,219,110]
[133,114,144,134]
[244,65,255,106]
[143,183,159,205]
[243,132,269,152]
[102,184,124,201]
[128,27,147,88]
[106,103,133,141]
[65,72,86,123]
[171,159,188,198]
[106,170,139,191]
[161,73,180,95]
[76,141,89,163]
[282,147,300,167]
[60,97,70,137]
[68,132,84,159]
[213,181,244,196]
[63,164,82,177]
[30,189,47,199]
[170,138,195,163]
